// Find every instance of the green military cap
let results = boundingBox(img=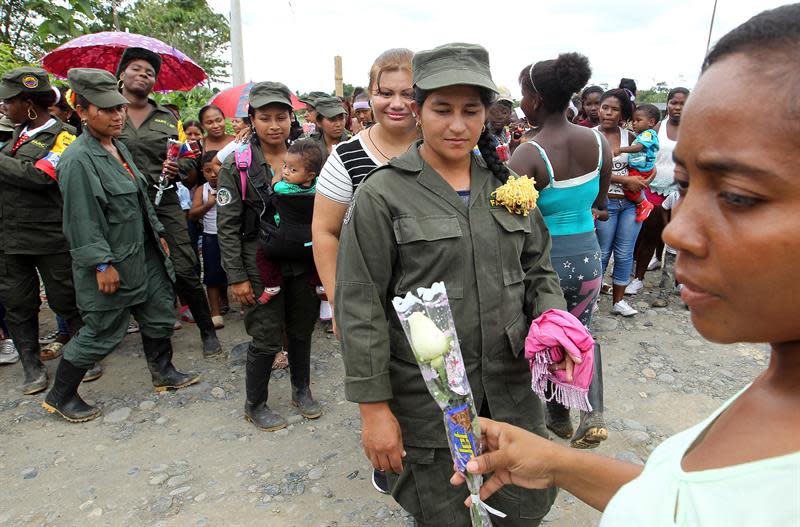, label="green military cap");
[249,81,293,110]
[299,90,329,106]
[68,68,131,109]
[116,47,162,78]
[314,96,346,118]
[412,43,498,93]
[0,67,52,100]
